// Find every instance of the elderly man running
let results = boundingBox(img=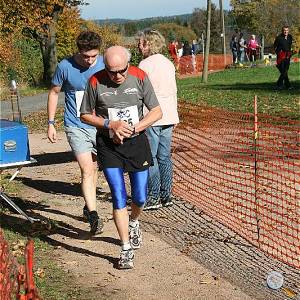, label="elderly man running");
[80,46,162,269]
